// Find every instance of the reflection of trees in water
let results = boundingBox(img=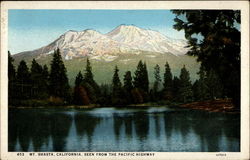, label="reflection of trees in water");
[154,115,161,138]
[163,110,240,152]
[164,111,175,139]
[133,112,149,141]
[8,110,72,152]
[50,113,72,151]
[8,110,18,151]
[31,112,51,151]
[124,116,133,139]
[113,114,133,141]
[8,108,240,152]
[74,113,100,149]
[113,114,123,141]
